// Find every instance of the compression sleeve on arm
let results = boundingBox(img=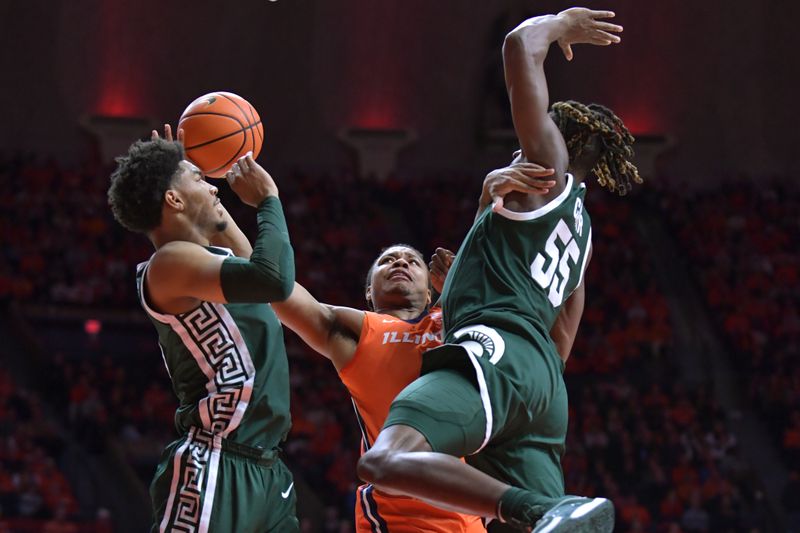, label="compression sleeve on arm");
[219,196,295,303]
